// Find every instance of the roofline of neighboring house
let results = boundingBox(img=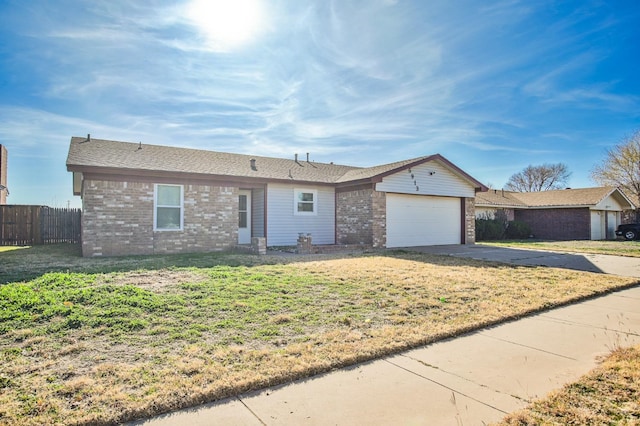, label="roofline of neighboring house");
[475,203,525,209]
[476,187,637,211]
[475,203,636,210]
[525,204,633,210]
